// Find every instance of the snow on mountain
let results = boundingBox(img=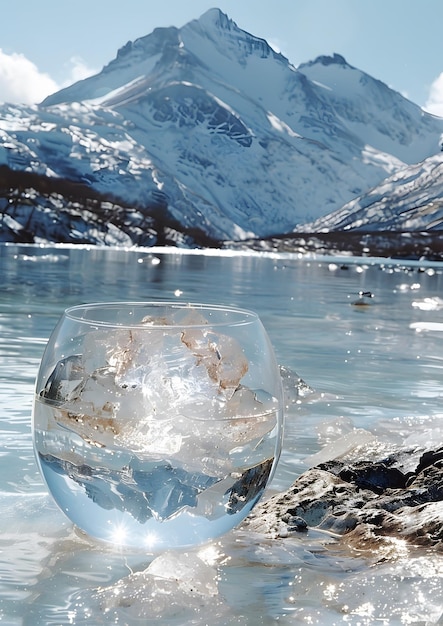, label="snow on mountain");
[1,8,443,244]
[297,54,441,164]
[298,153,443,233]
